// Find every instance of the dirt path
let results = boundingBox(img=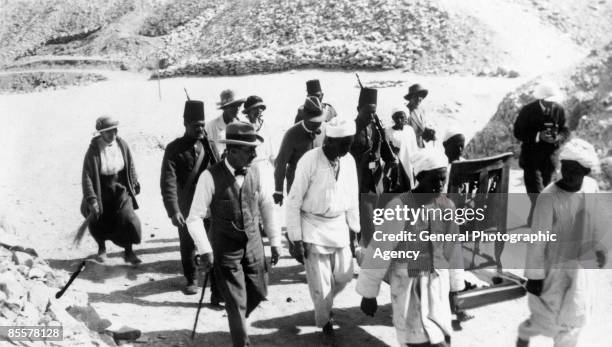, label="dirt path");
[1,3,610,342]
